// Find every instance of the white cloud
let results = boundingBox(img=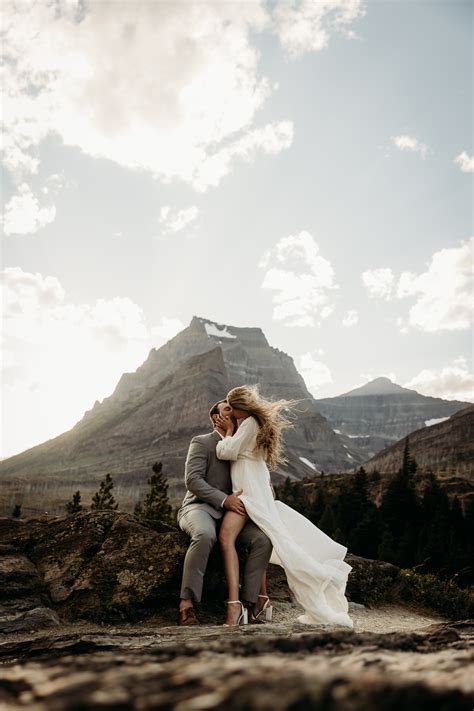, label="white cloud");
[159,205,199,235]
[151,317,185,342]
[454,151,474,173]
[1,183,56,236]
[396,237,473,332]
[0,266,181,458]
[1,0,295,193]
[391,134,430,159]
[272,0,366,58]
[342,308,358,326]
[1,0,365,194]
[363,239,473,333]
[361,267,394,299]
[403,356,474,403]
[192,120,293,192]
[298,352,333,395]
[259,231,339,326]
